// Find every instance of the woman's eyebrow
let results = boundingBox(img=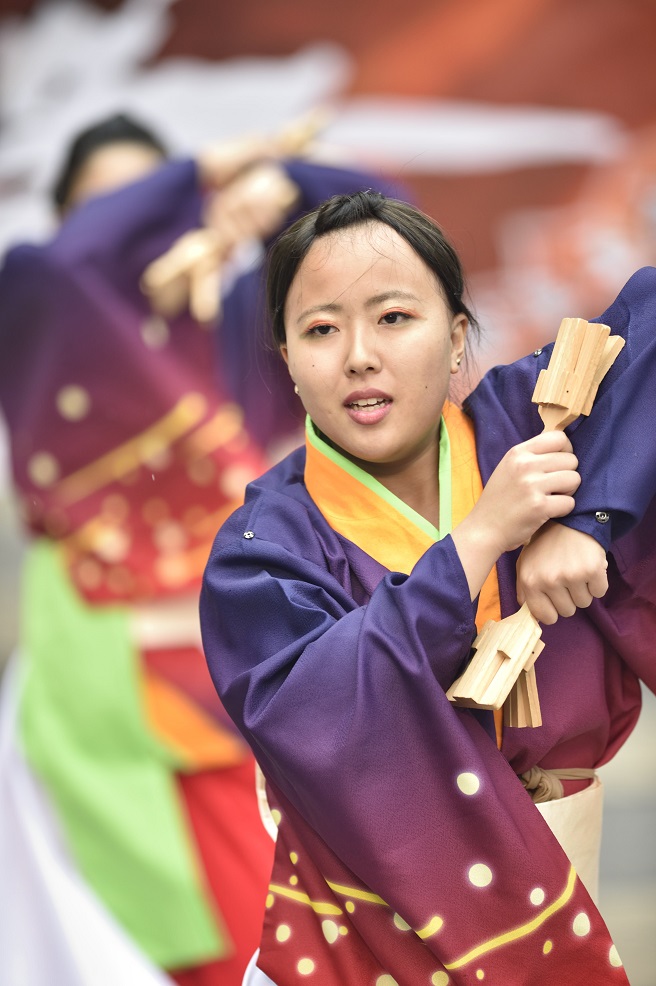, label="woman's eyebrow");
[364,290,420,308]
[296,290,420,324]
[295,301,342,324]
